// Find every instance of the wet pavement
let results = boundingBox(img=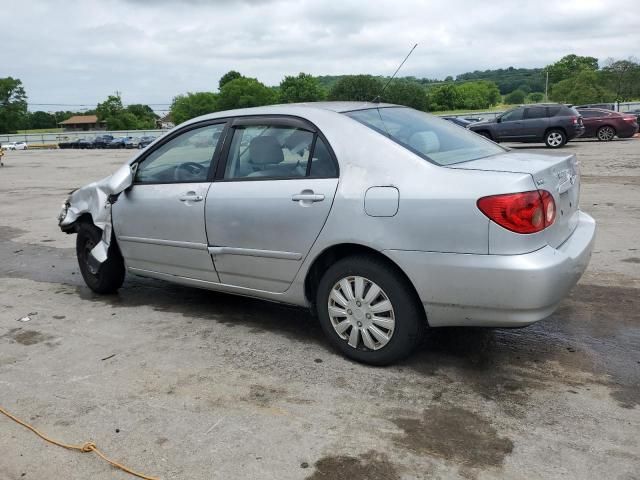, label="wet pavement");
[0,141,639,479]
